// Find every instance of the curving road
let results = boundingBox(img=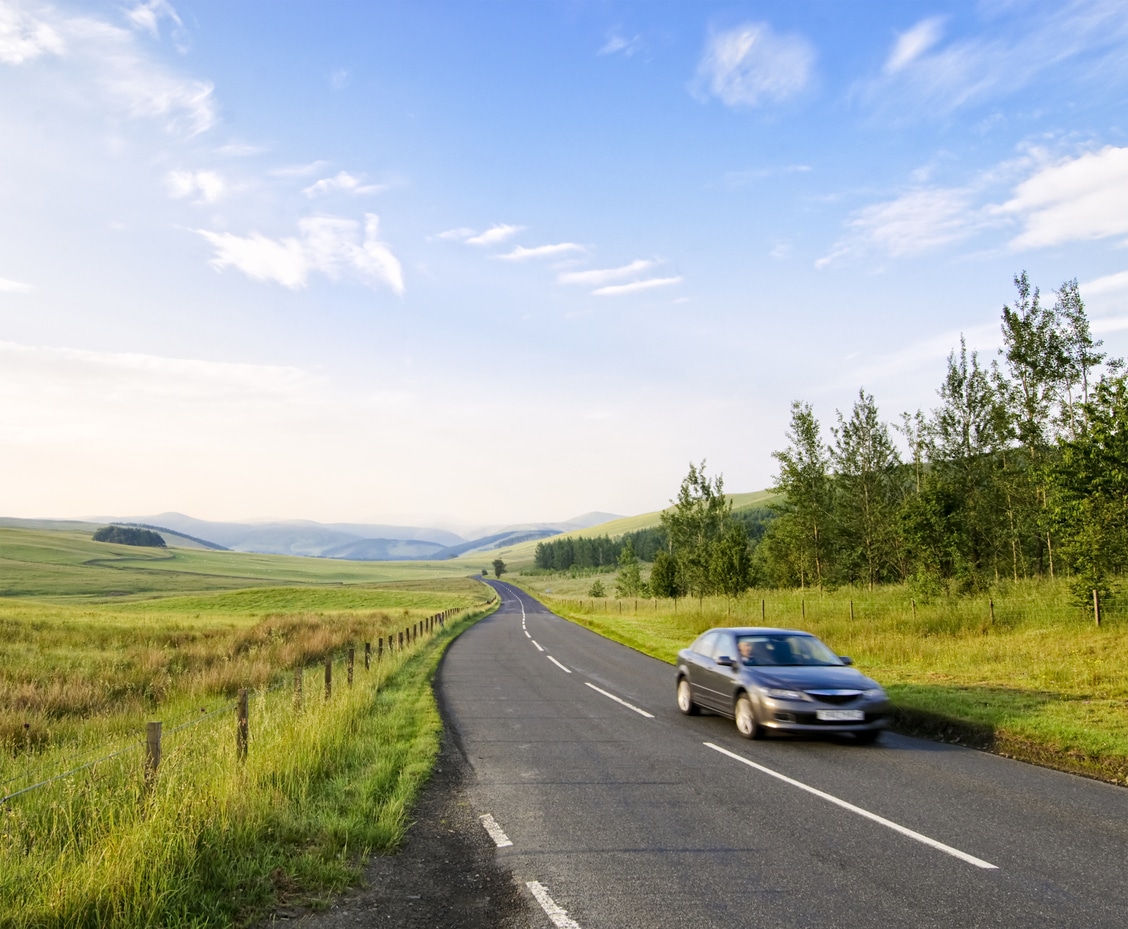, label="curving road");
[435,580,1128,929]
